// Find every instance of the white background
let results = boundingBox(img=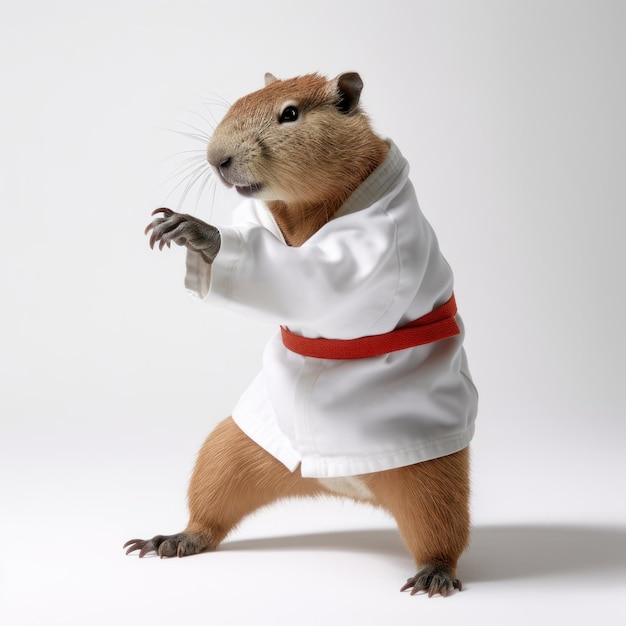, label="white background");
[1,1,625,624]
